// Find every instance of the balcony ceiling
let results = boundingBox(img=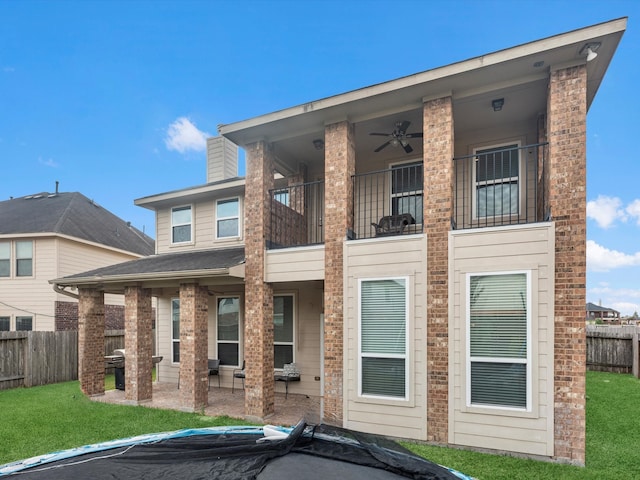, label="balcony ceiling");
[220,18,626,173]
